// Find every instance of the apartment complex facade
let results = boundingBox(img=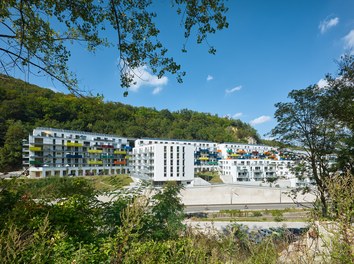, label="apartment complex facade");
[135,138,221,172]
[23,127,133,177]
[23,128,305,184]
[131,143,194,184]
[217,143,305,182]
